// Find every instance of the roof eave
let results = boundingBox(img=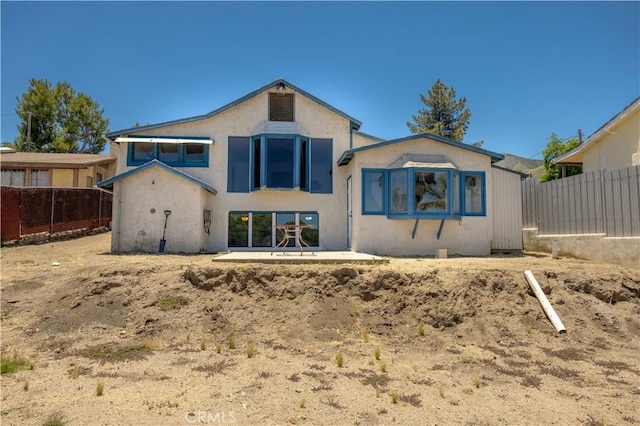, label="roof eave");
[107,78,362,139]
